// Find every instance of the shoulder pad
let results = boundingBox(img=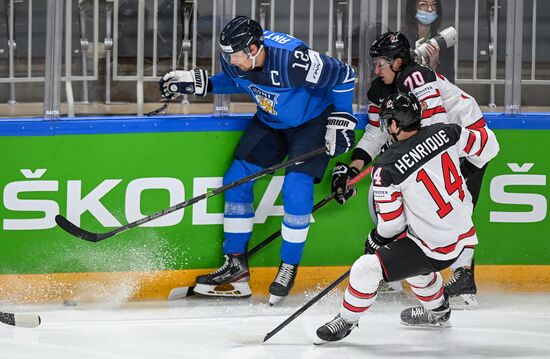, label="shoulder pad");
[372,163,394,188]
[263,31,305,50]
[287,45,343,88]
[397,63,437,91]
[444,123,462,142]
